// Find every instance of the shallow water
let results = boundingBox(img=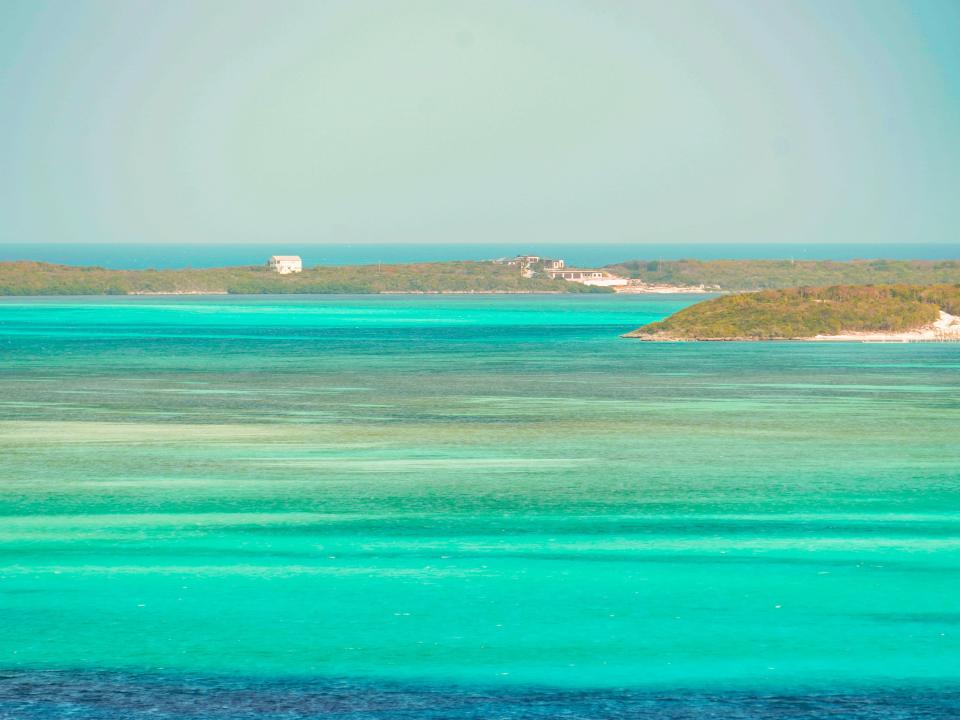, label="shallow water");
[1,294,959,717]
